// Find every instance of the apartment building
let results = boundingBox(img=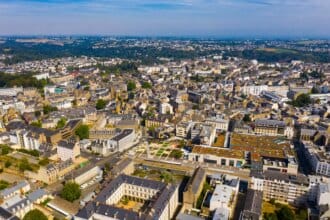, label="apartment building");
[304,144,330,177]
[254,119,286,136]
[251,170,309,206]
[183,167,206,210]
